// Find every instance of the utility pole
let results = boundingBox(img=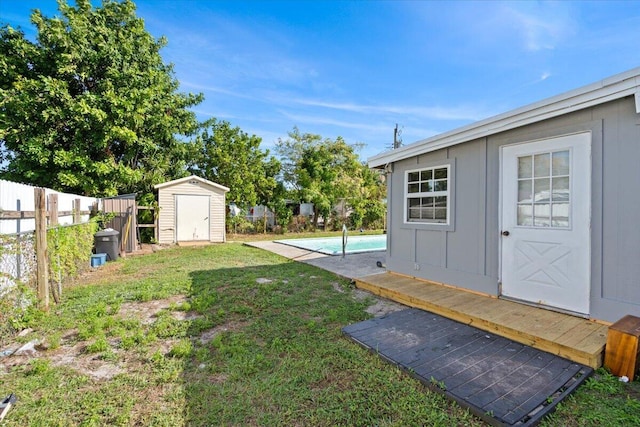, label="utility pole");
[393,124,402,149]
